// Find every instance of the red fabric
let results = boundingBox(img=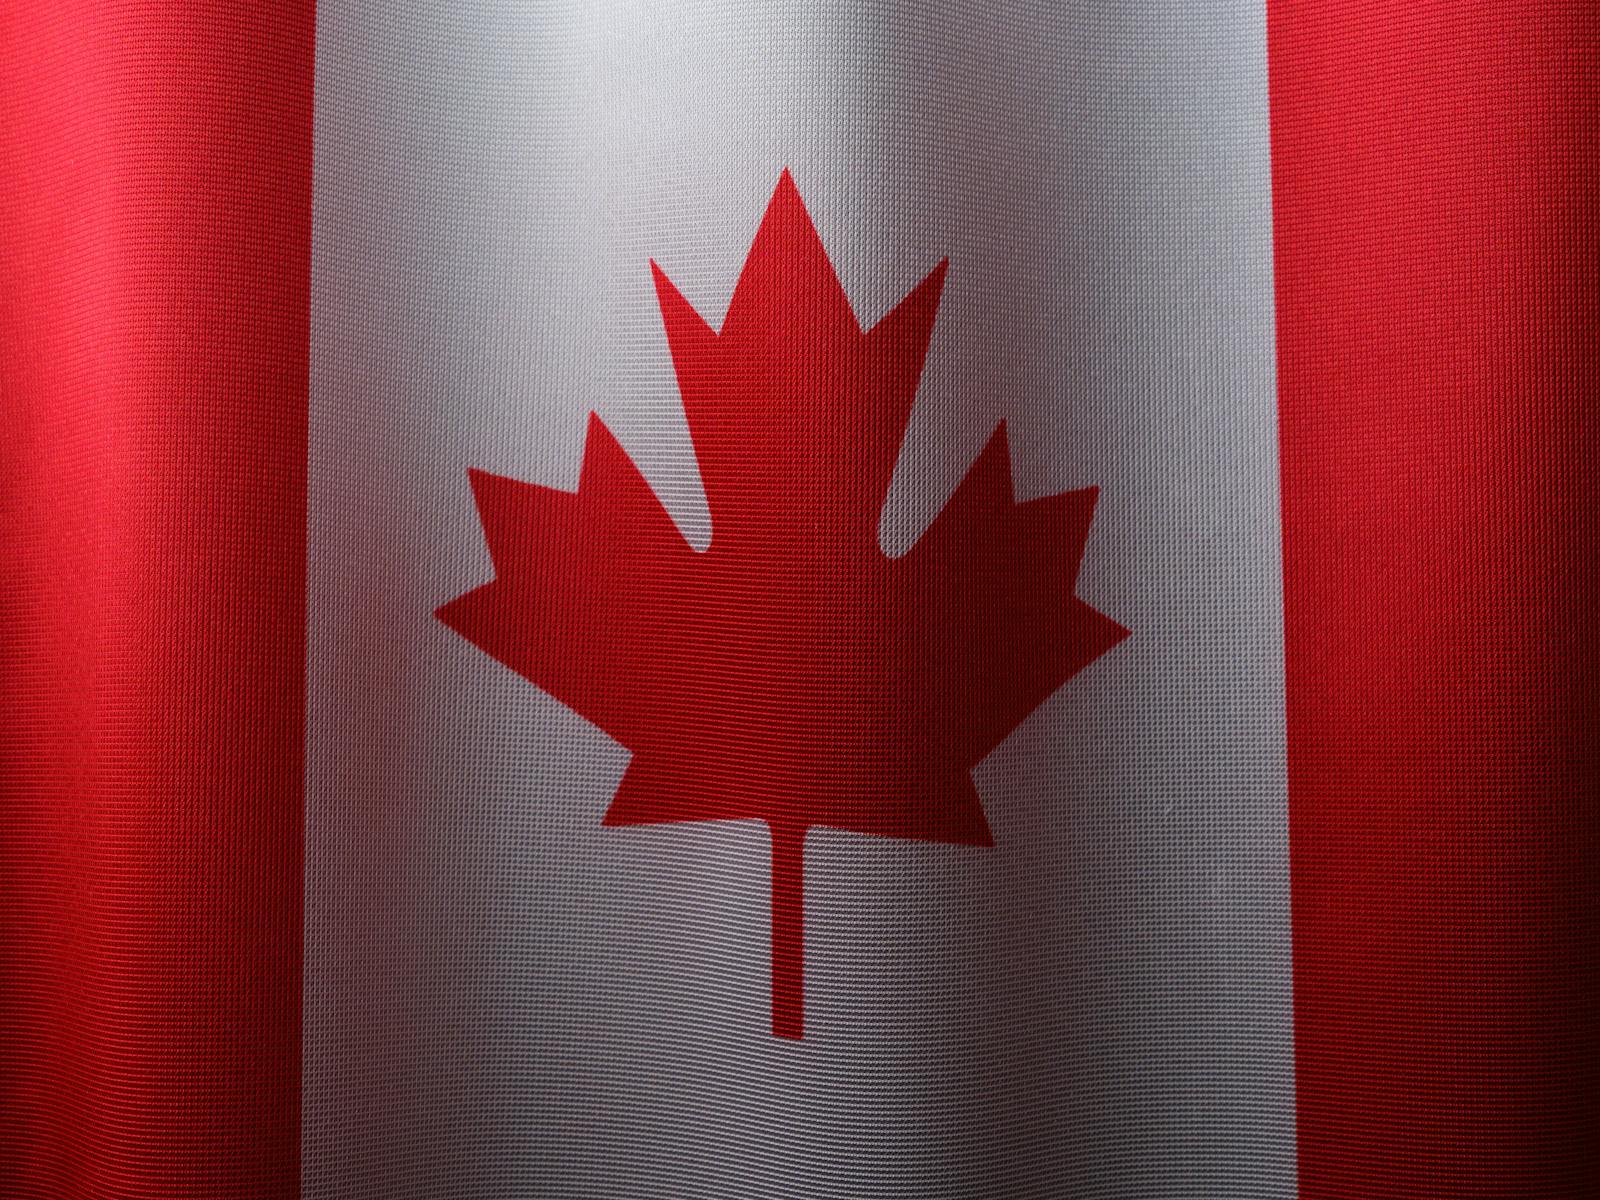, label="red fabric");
[1268,3,1599,1195]
[0,4,314,1197]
